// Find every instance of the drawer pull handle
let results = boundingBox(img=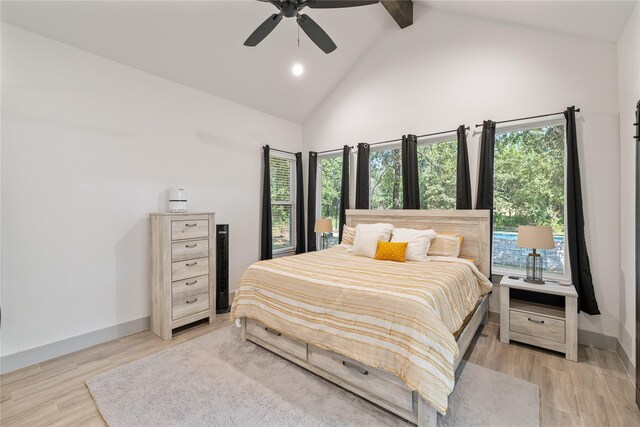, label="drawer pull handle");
[342,360,368,376]
[186,298,198,304]
[186,261,198,267]
[185,244,197,248]
[527,318,544,324]
[185,223,197,227]
[264,327,281,337]
[185,280,198,286]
